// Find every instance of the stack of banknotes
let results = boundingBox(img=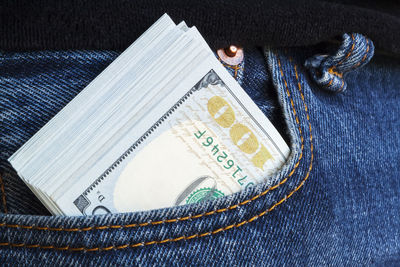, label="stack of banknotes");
[9,14,290,215]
